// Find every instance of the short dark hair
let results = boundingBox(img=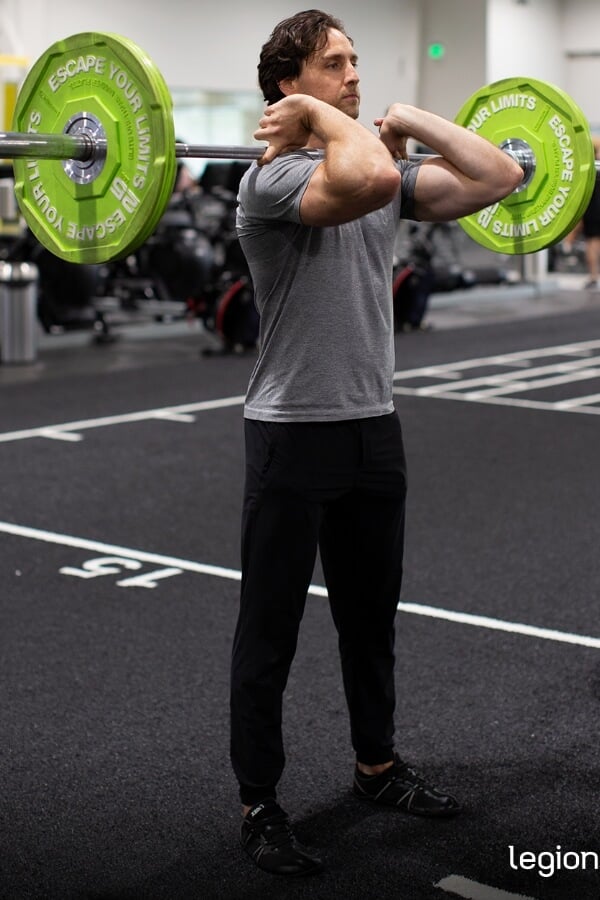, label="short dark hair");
[258,9,351,105]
